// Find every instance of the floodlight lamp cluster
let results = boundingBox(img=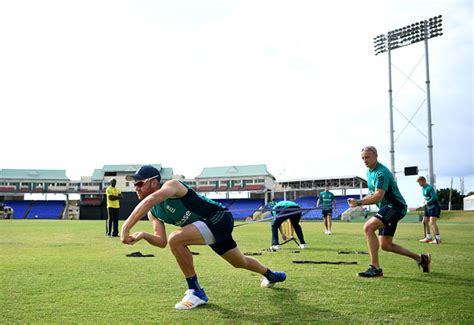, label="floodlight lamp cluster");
[373,15,443,55]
